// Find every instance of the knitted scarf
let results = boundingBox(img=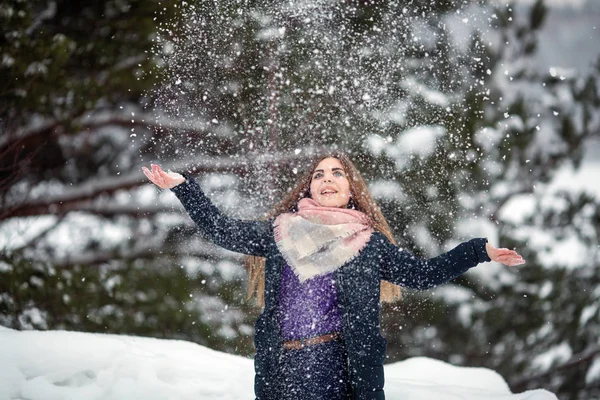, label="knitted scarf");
[273,197,374,282]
